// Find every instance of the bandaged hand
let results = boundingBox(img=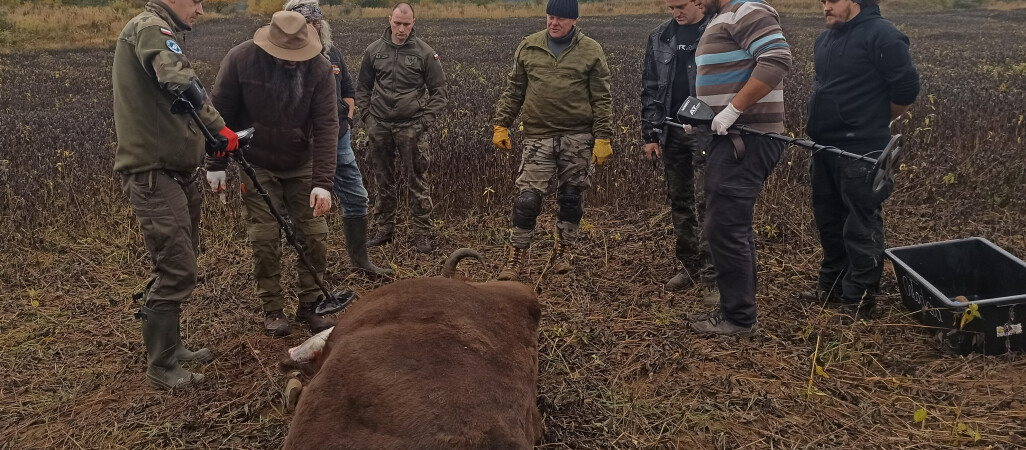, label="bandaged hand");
[206,171,226,192]
[310,187,332,217]
[711,103,742,135]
